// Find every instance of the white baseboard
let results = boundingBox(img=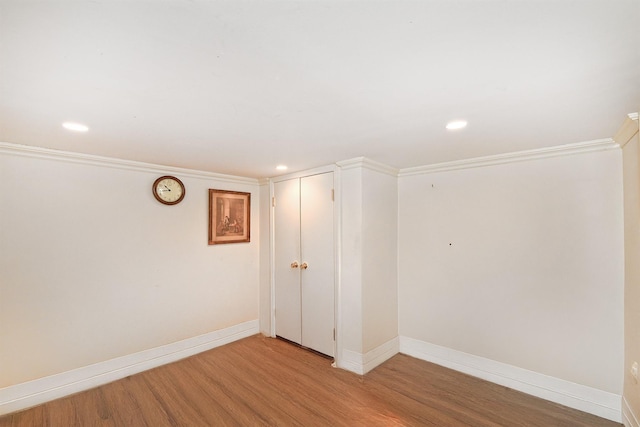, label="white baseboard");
[339,337,399,375]
[399,336,622,423]
[0,319,259,416]
[364,337,399,373]
[624,396,640,427]
[339,349,364,374]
